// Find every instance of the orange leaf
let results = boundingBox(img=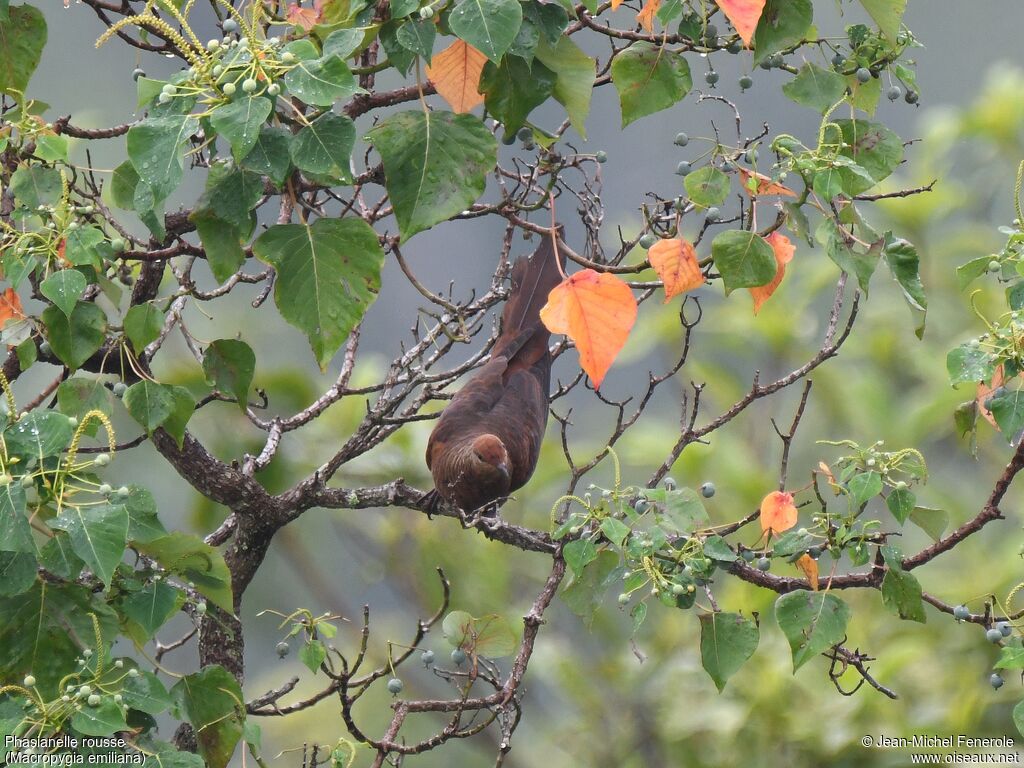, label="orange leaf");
[748,231,795,314]
[57,238,68,266]
[738,167,796,198]
[426,40,486,114]
[286,3,321,31]
[636,0,661,33]
[610,0,625,9]
[648,238,705,301]
[817,461,835,485]
[977,365,1006,430]
[540,269,637,389]
[759,490,797,535]
[716,0,766,47]
[795,553,819,591]
[0,288,24,329]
